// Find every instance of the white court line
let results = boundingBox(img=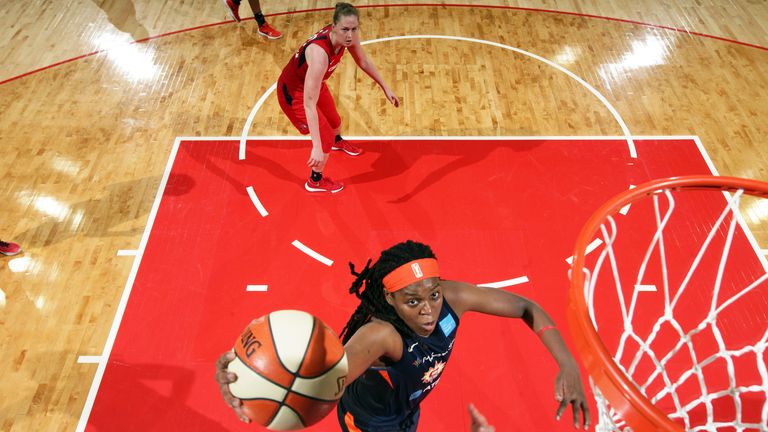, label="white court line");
[291,240,333,266]
[116,249,137,256]
[478,276,529,288]
[239,82,277,160]
[239,35,638,159]
[762,249,768,256]
[246,285,268,292]
[692,136,768,272]
[193,135,698,142]
[246,186,269,217]
[76,137,183,432]
[566,238,604,265]
[619,184,637,215]
[77,356,101,364]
